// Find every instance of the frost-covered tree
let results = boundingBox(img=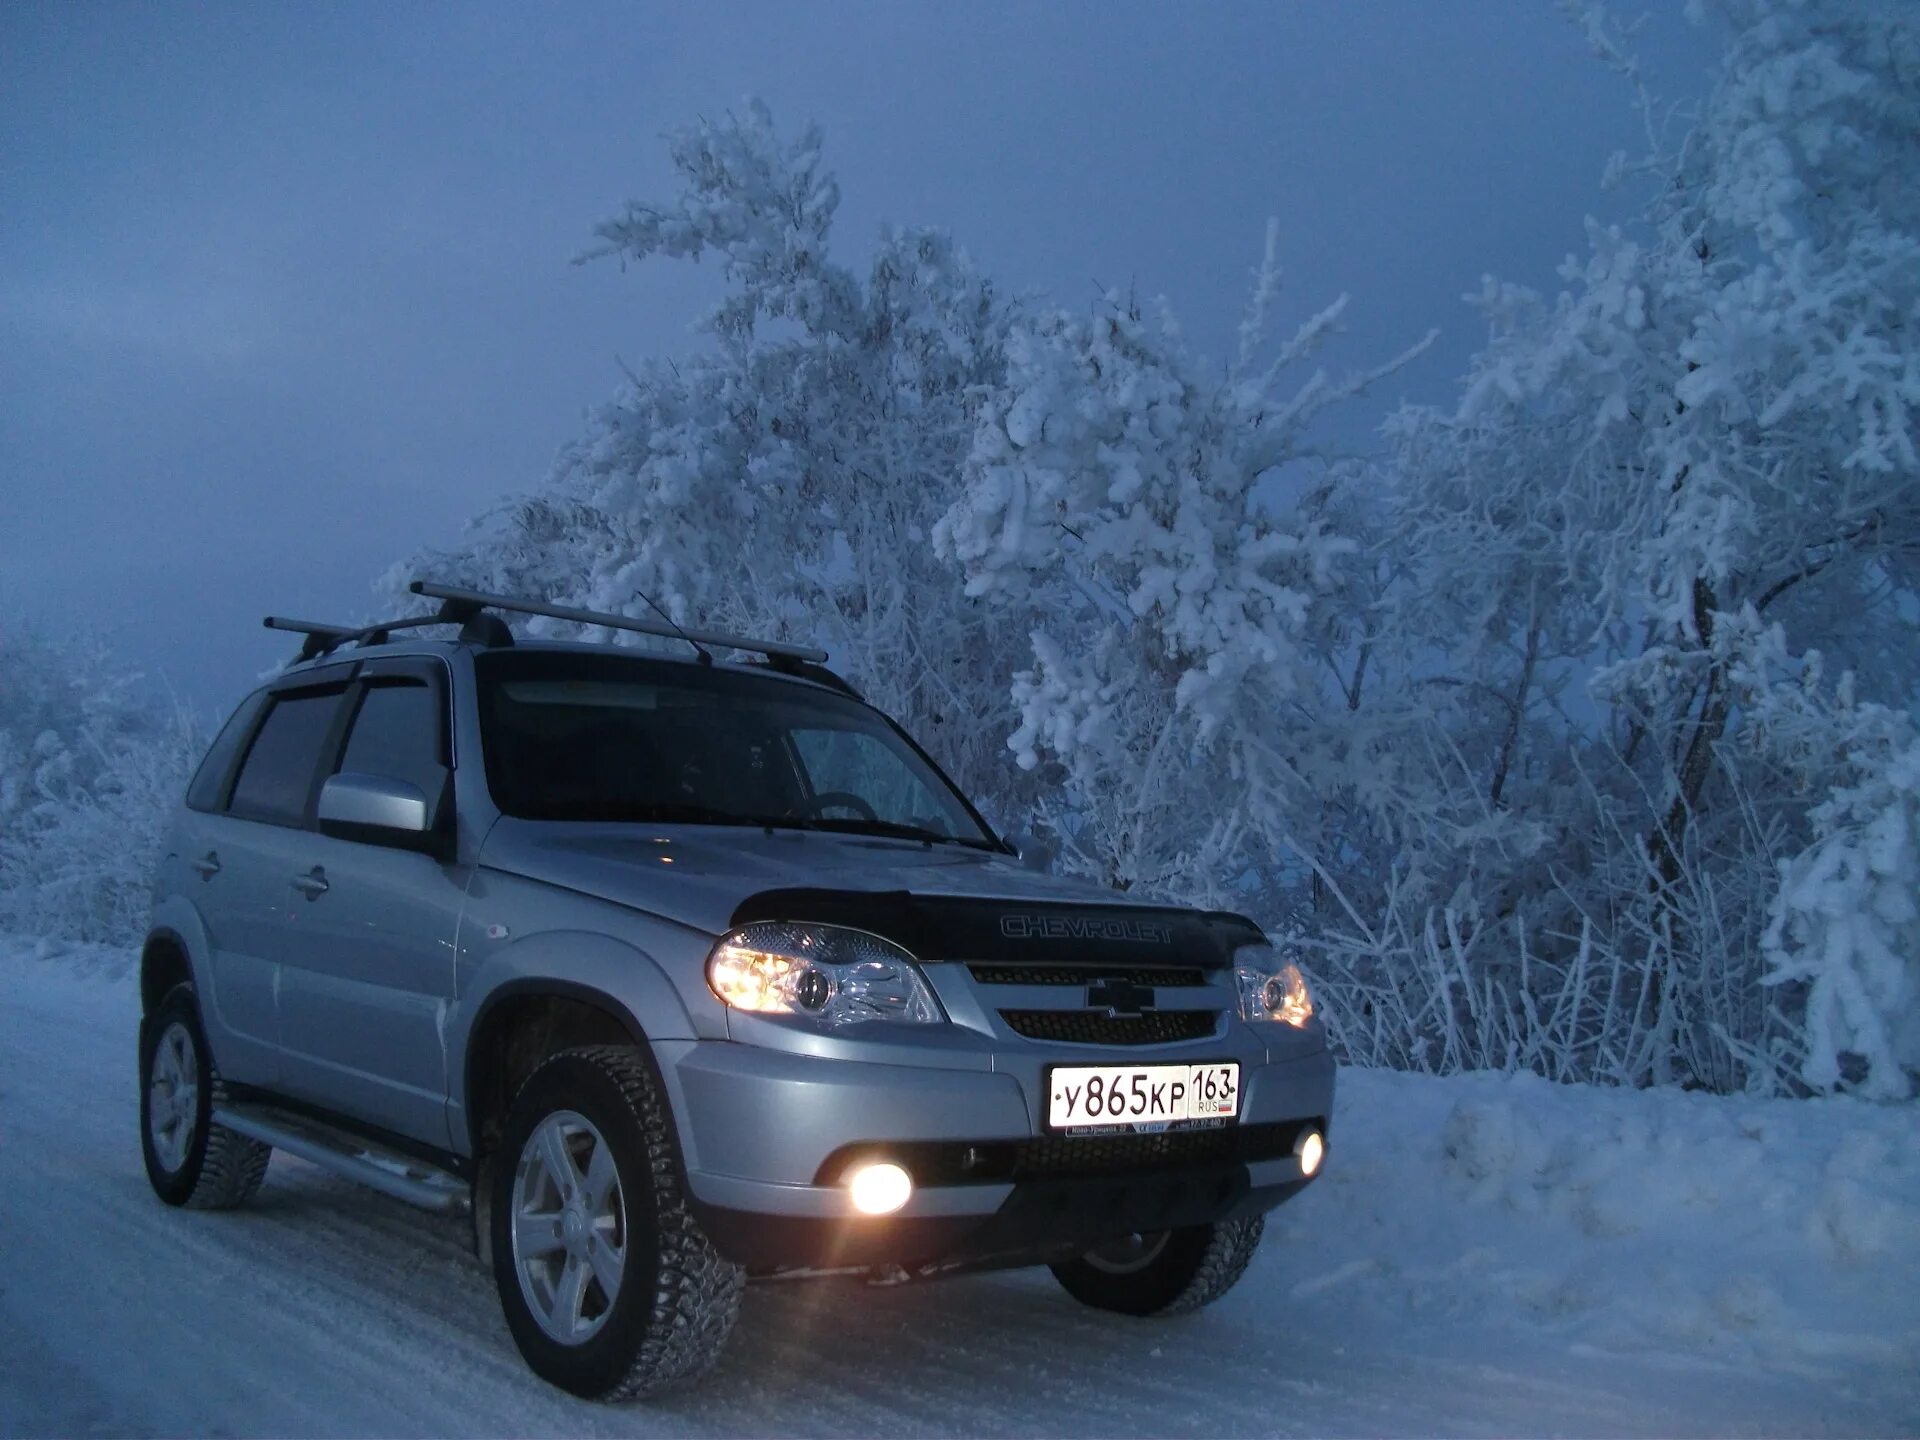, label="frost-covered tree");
[1341,0,1920,1094]
[936,228,1430,907]
[396,102,1036,824]
[394,3,1915,1098]
[0,623,198,945]
[1742,624,1920,1098]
